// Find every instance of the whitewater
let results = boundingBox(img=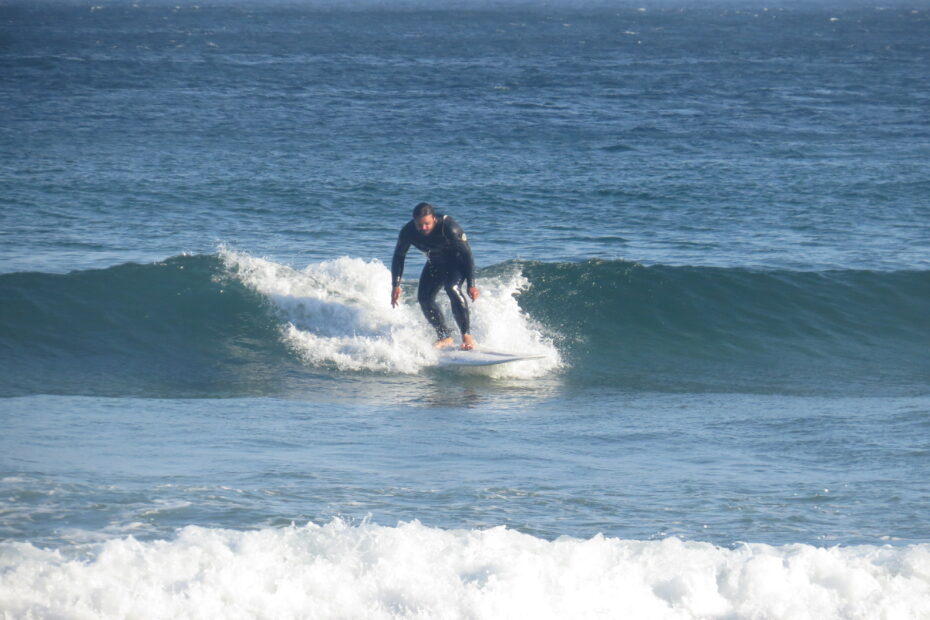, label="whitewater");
[220,249,560,377]
[3,520,930,619]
